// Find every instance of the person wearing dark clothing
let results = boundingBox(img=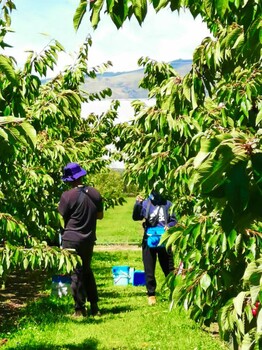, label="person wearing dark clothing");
[132,191,177,305]
[58,162,103,317]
